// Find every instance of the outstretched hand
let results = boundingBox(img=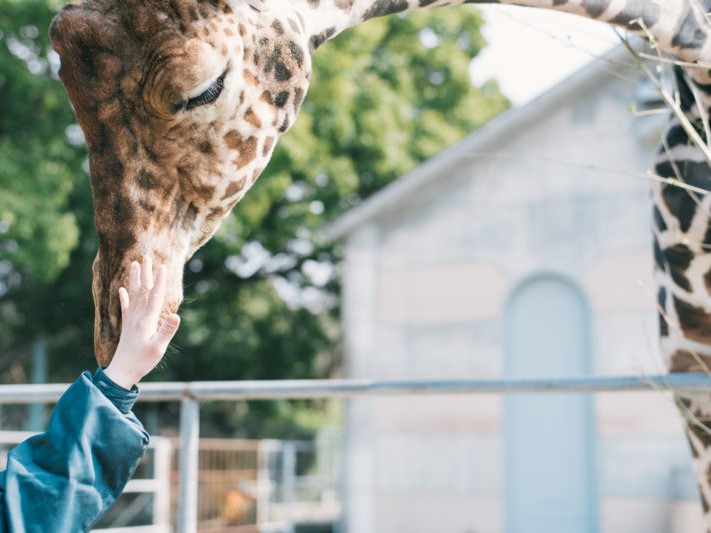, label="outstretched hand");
[104,256,180,390]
